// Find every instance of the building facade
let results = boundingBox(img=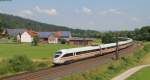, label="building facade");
[21,31,38,42]
[67,38,94,46]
